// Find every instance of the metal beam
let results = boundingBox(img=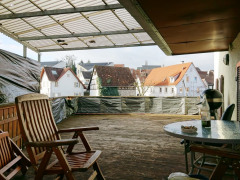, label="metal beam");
[118,0,172,56]
[0,4,123,20]
[19,29,145,41]
[39,43,156,52]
